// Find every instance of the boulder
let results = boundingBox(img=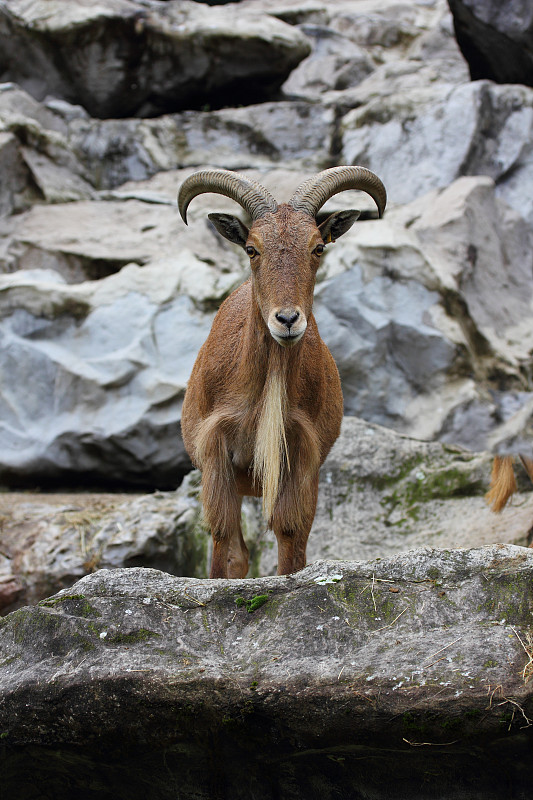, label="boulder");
[315,176,533,450]
[341,78,533,226]
[0,0,531,486]
[1,546,533,798]
[448,0,533,86]
[0,474,207,614]
[2,418,532,613]
[282,24,374,100]
[0,263,219,487]
[0,131,33,215]
[0,0,311,117]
